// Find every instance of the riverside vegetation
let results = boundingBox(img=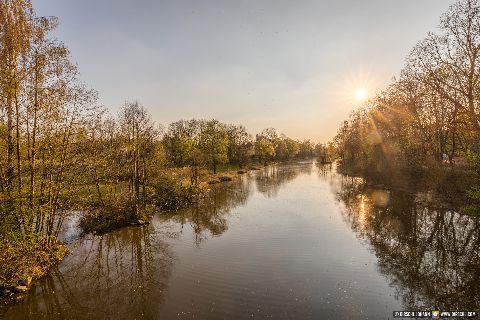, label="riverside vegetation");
[0,0,321,301]
[332,0,480,213]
